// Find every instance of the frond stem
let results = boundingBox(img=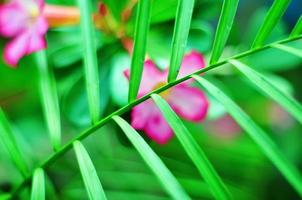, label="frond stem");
[10,35,302,198]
